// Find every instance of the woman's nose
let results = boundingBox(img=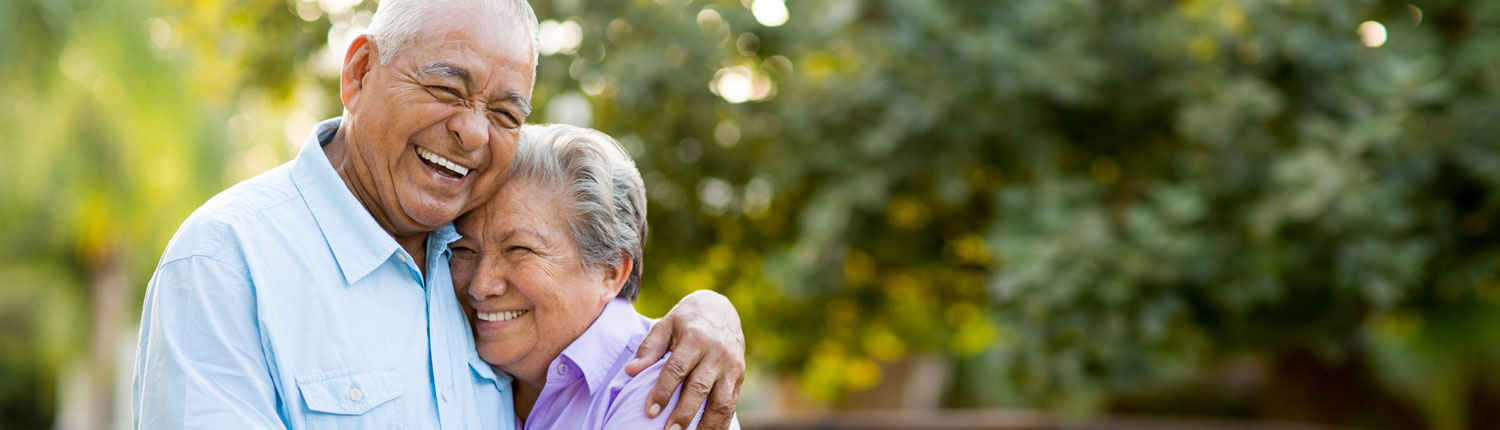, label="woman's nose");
[469,264,508,299]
